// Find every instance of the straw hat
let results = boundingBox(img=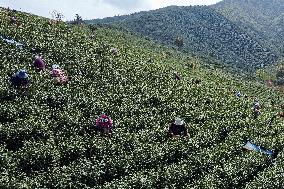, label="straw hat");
[174,117,184,125]
[52,64,59,69]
